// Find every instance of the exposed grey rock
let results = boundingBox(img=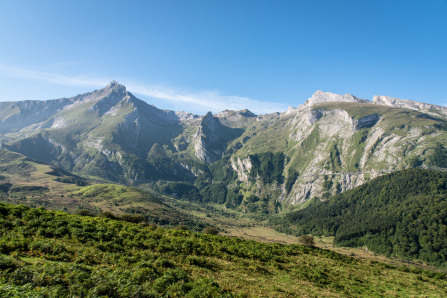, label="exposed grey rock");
[373,95,447,116]
[0,98,74,133]
[175,111,199,121]
[216,109,256,128]
[283,106,297,115]
[303,90,370,107]
[354,114,381,130]
[307,109,323,125]
[194,112,224,163]
[194,112,244,163]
